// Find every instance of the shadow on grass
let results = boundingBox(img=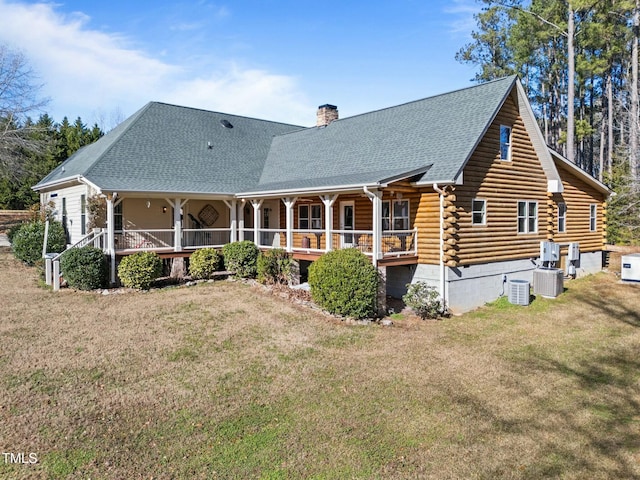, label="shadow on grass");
[574,290,640,327]
[454,347,640,478]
